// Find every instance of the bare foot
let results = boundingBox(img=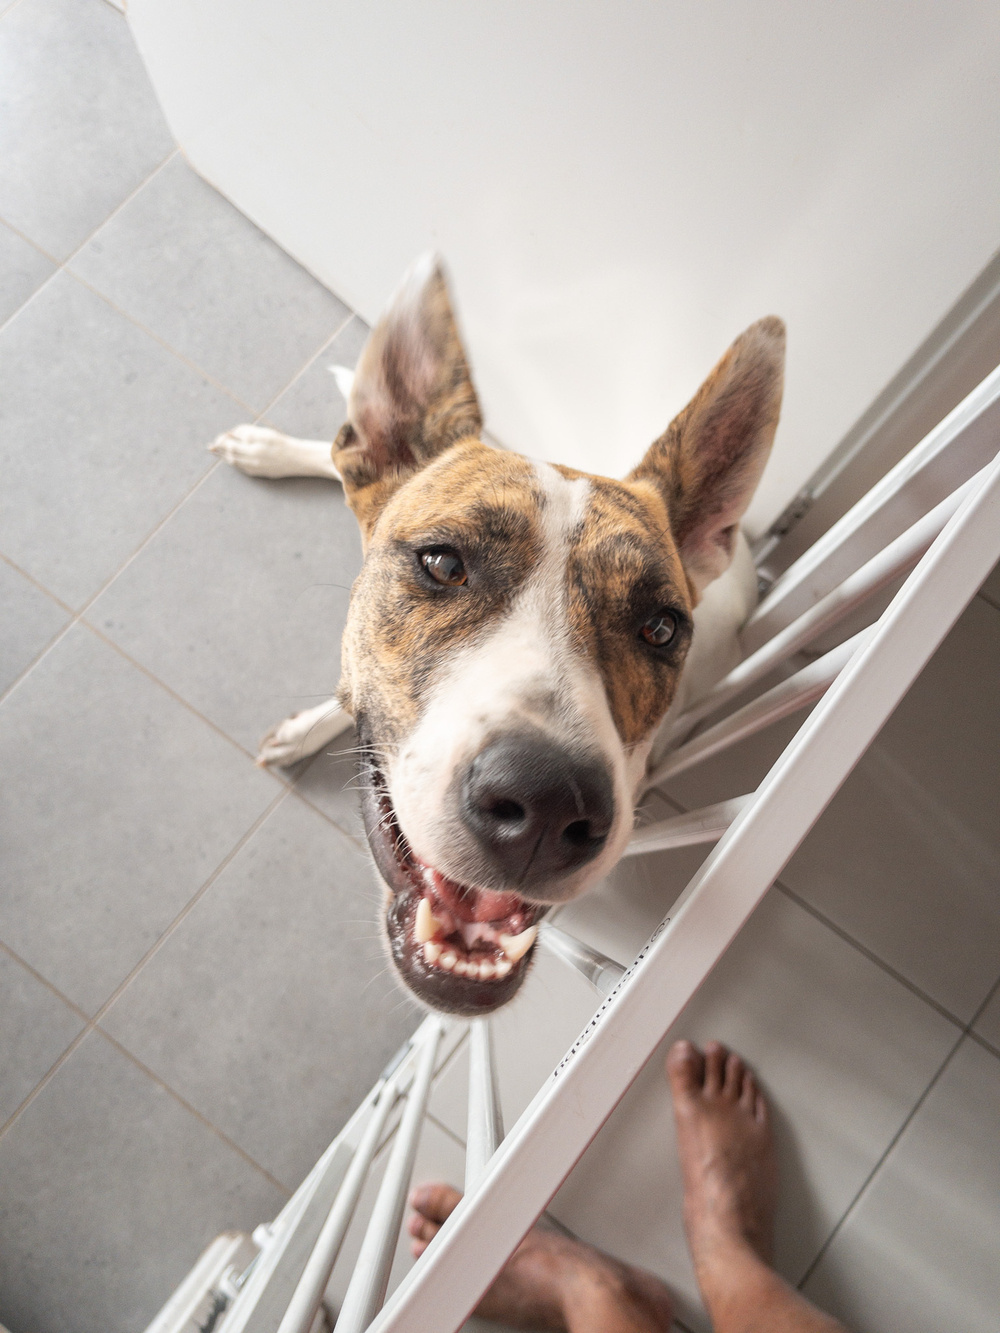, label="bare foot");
[408,1183,674,1331]
[666,1041,778,1300]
